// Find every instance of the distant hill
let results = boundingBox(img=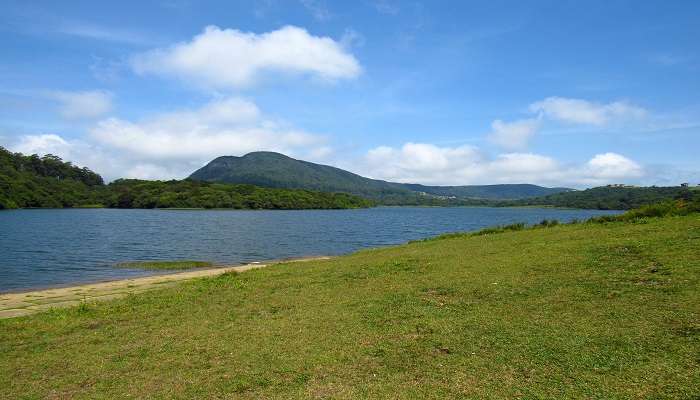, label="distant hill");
[189,152,573,203]
[508,186,696,210]
[401,183,572,200]
[189,151,414,201]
